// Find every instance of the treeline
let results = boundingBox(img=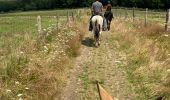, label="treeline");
[0,0,170,12]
